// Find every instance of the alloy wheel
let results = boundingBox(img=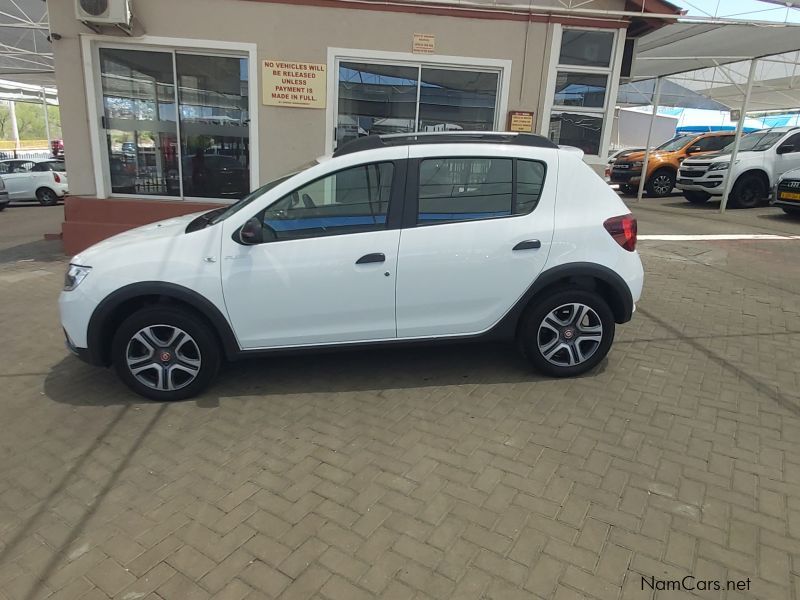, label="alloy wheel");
[537,303,604,367]
[125,325,202,391]
[651,175,673,196]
